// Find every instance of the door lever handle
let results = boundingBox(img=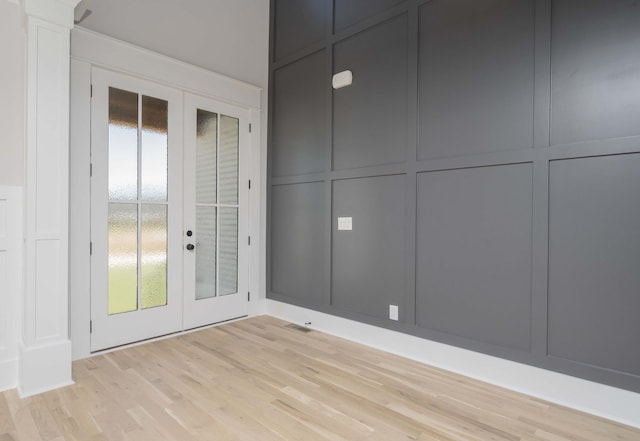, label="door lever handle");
[186,243,195,251]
